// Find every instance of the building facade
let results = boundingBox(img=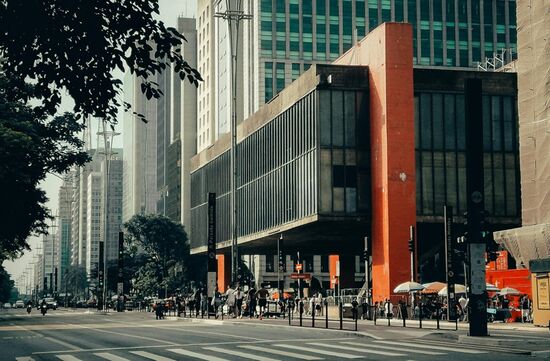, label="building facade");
[122,74,158,221]
[190,23,520,298]
[195,0,517,152]
[494,1,550,266]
